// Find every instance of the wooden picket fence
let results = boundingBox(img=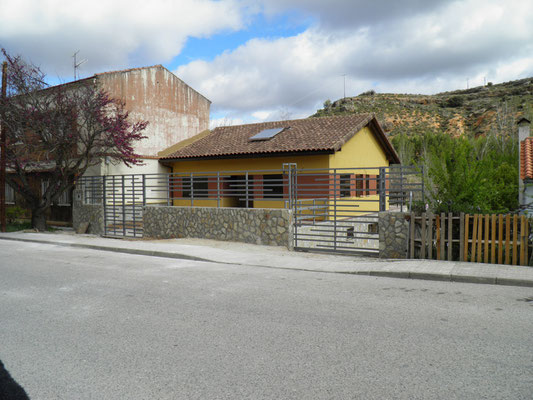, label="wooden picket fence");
[409,213,531,266]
